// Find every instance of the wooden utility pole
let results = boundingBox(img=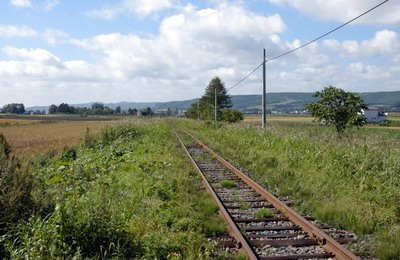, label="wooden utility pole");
[262,49,267,128]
